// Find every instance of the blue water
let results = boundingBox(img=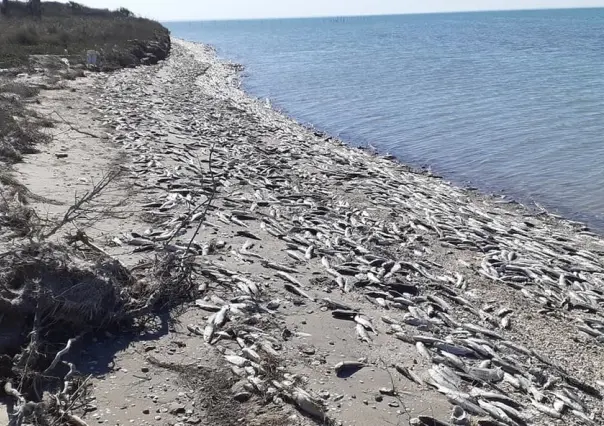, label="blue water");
[167,9,604,229]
